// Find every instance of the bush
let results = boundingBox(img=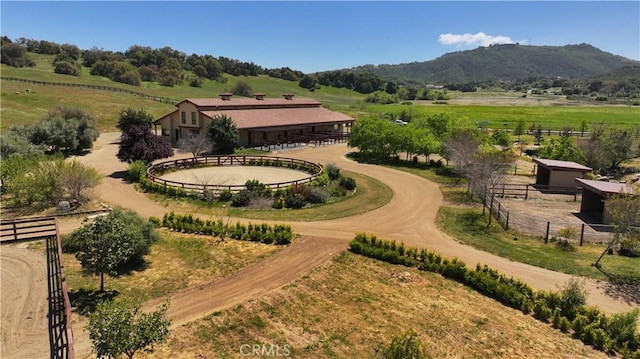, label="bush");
[325,163,340,180]
[559,278,587,320]
[231,190,251,207]
[339,176,356,191]
[219,189,233,201]
[285,193,306,209]
[618,239,640,257]
[148,216,161,227]
[307,187,329,204]
[128,161,148,183]
[555,238,576,252]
